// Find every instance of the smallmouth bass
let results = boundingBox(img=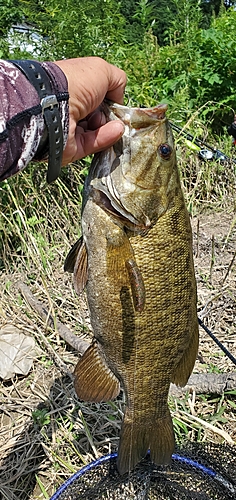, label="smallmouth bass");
[65,102,199,475]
